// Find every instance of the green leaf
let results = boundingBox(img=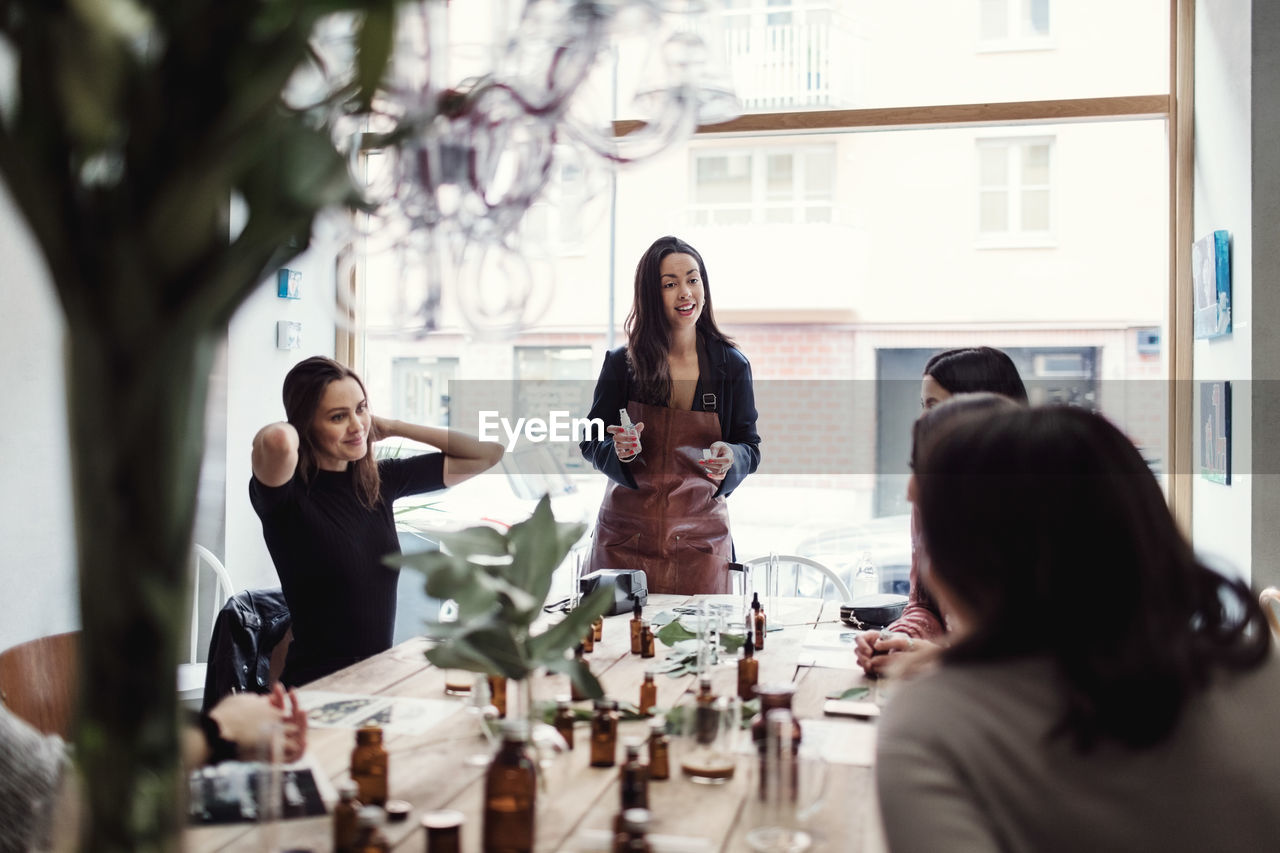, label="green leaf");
[720,632,747,654]
[543,657,604,701]
[655,620,698,646]
[430,525,510,558]
[826,687,870,701]
[527,585,614,664]
[505,495,586,613]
